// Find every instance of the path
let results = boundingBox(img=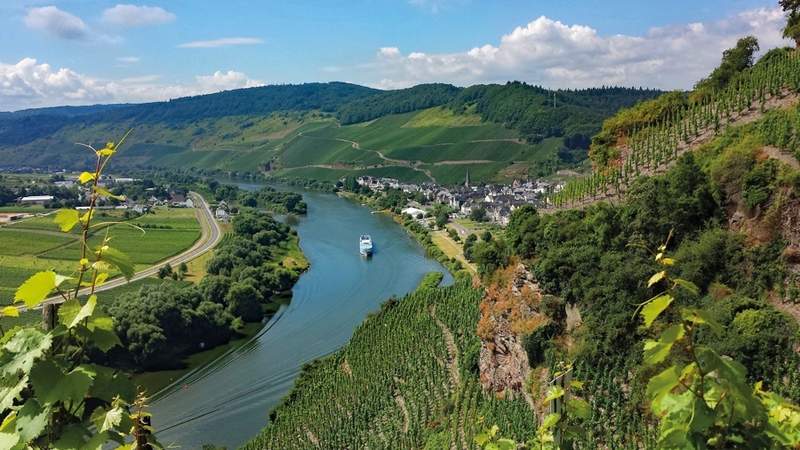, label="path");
[762,145,800,170]
[24,192,222,311]
[431,305,461,388]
